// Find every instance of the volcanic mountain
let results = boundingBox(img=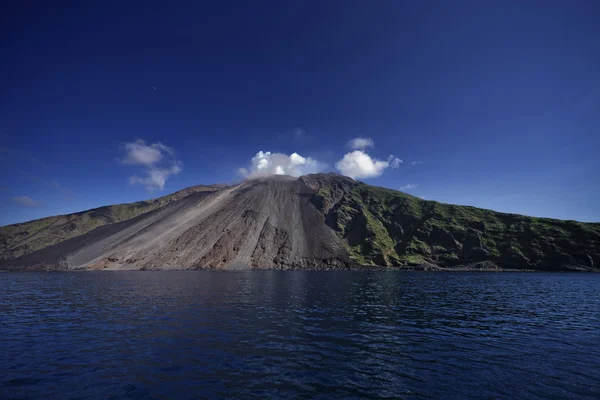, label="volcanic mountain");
[1,173,599,271]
